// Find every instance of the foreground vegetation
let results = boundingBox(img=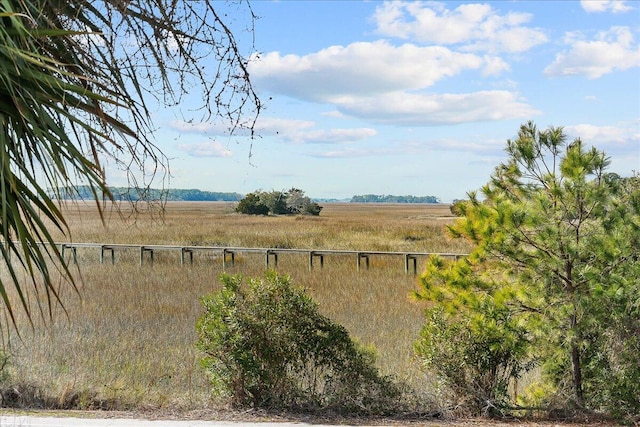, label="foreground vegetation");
[0,202,462,415]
